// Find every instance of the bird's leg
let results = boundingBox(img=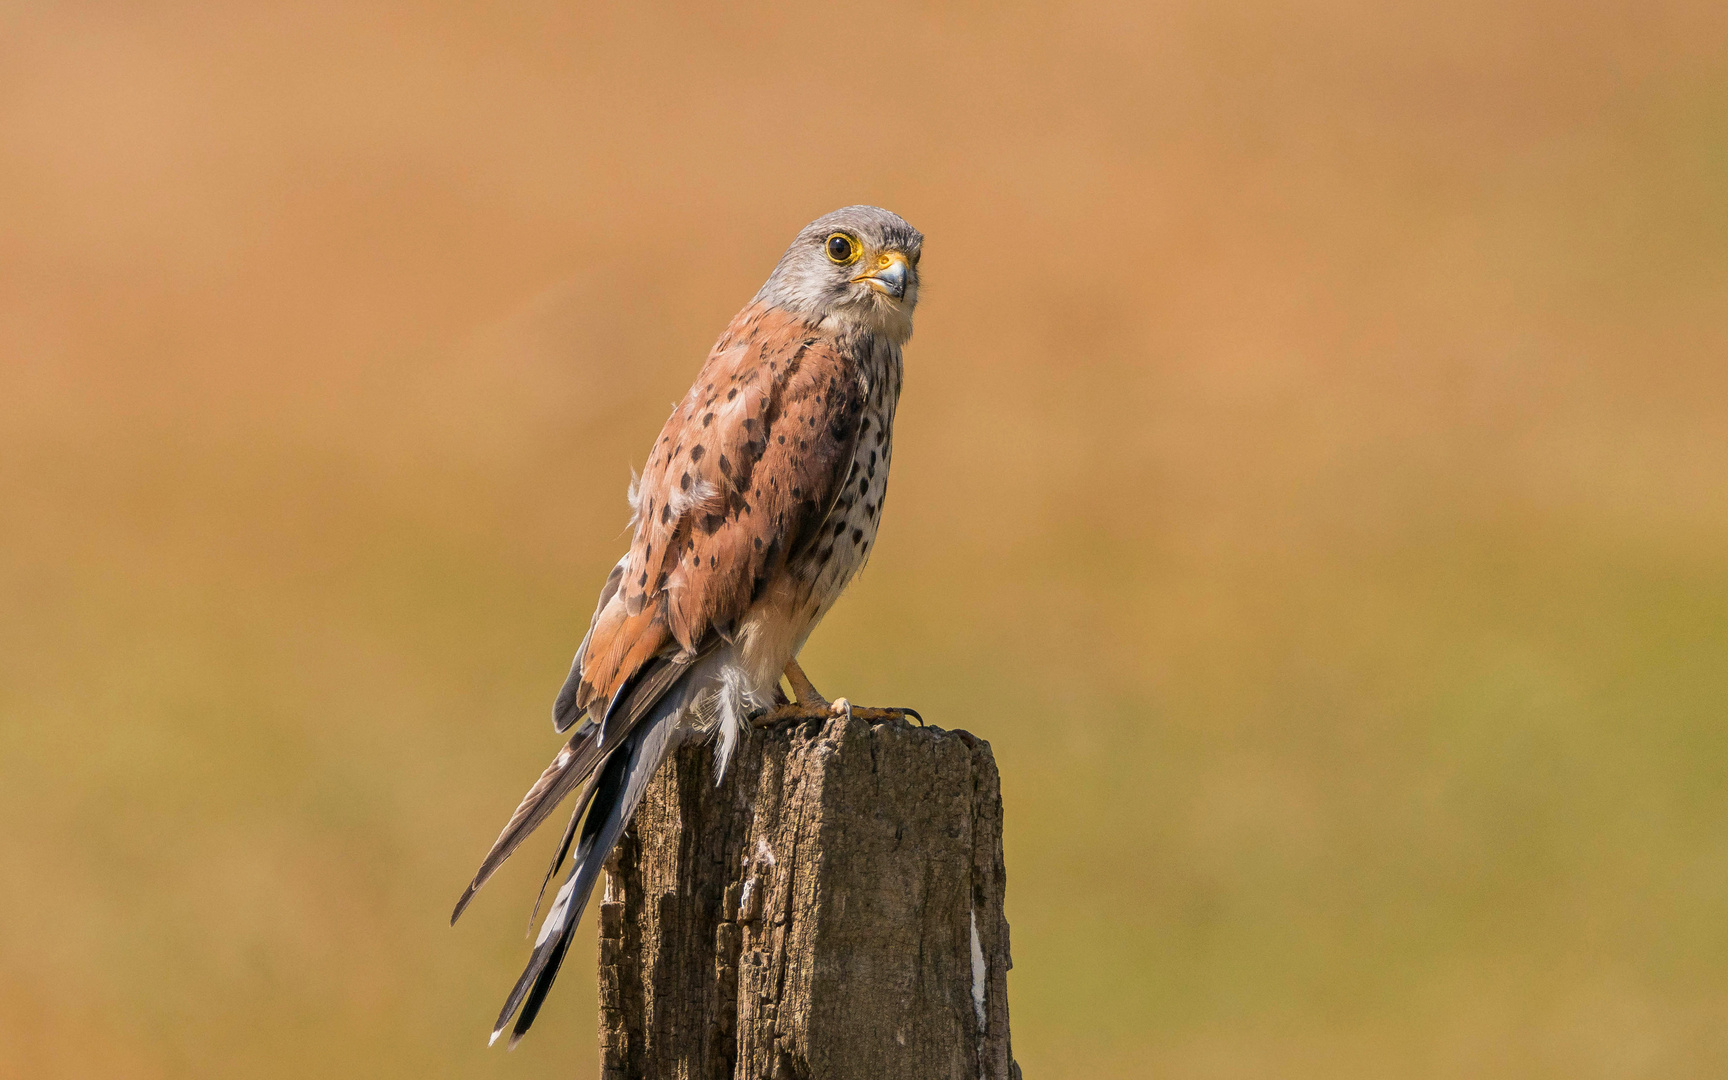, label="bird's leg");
[754,658,834,727]
[784,657,827,708]
[753,658,925,729]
